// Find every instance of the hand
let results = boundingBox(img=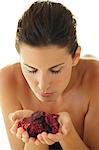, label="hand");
[34,112,73,145]
[8,109,35,143]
